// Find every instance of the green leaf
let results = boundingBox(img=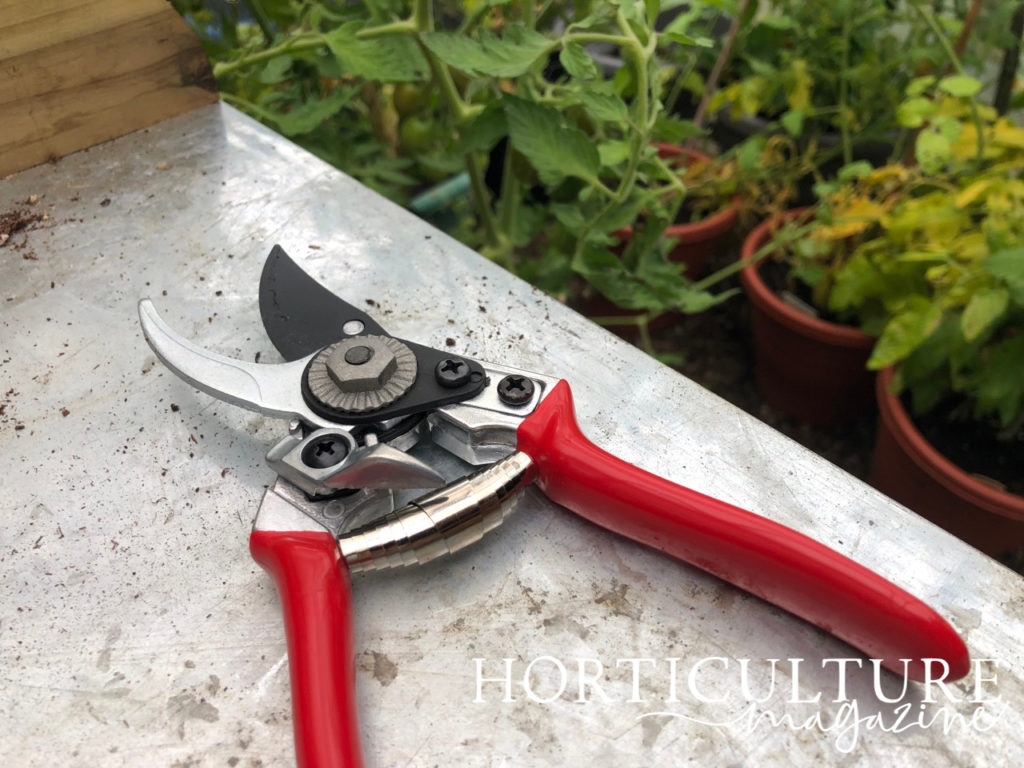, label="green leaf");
[868,296,942,369]
[837,161,873,182]
[550,202,588,235]
[461,105,508,153]
[572,241,732,314]
[914,129,952,174]
[269,88,353,136]
[645,0,661,27]
[598,140,632,166]
[736,137,764,171]
[961,288,1009,341]
[663,31,713,47]
[896,96,936,128]
[900,314,959,389]
[906,75,937,97]
[596,189,650,234]
[650,116,703,143]
[258,55,293,84]
[509,203,545,248]
[559,42,599,81]
[421,24,552,78]
[938,75,982,98]
[780,109,804,138]
[575,91,630,123]
[985,247,1024,305]
[504,95,600,185]
[324,22,428,82]
[968,336,1024,427]
[570,4,617,30]
[655,350,687,367]
[758,15,796,30]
